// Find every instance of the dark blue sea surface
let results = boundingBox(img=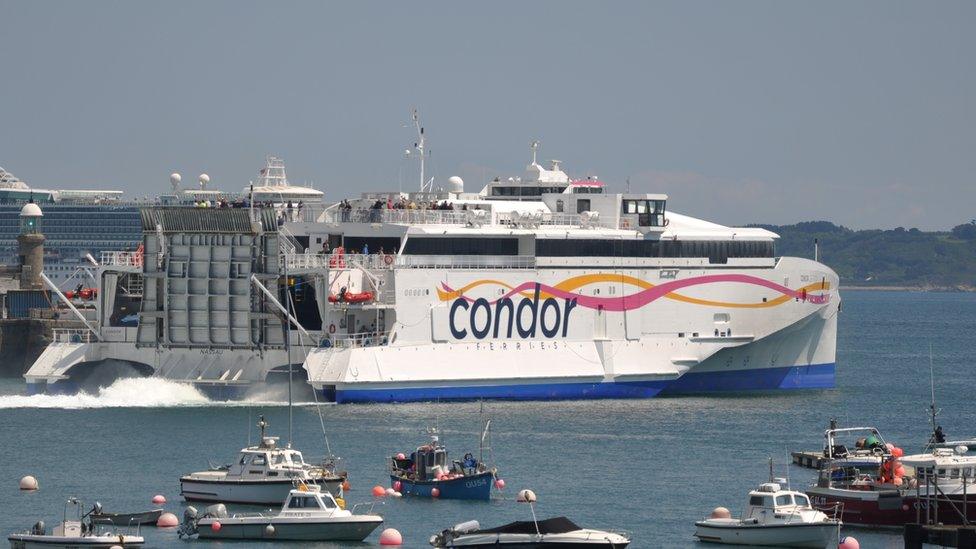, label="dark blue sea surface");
[1,290,974,548]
